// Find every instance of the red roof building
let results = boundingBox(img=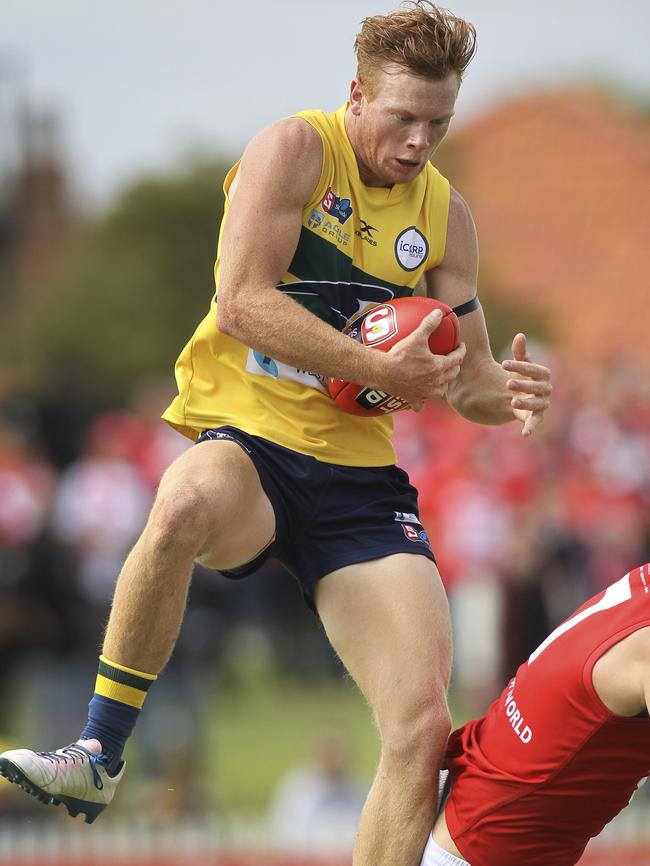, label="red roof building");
[450,90,650,365]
